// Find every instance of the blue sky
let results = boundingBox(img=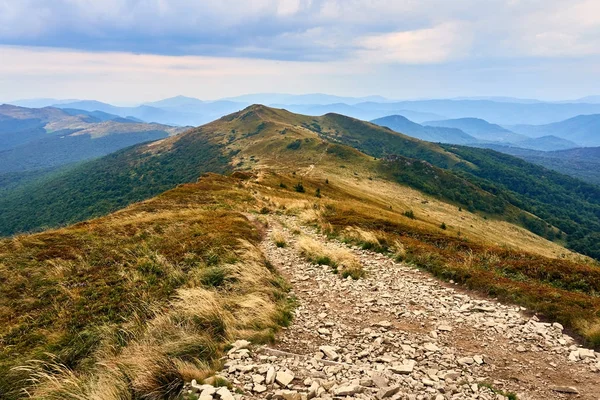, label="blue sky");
[1,0,599,103]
